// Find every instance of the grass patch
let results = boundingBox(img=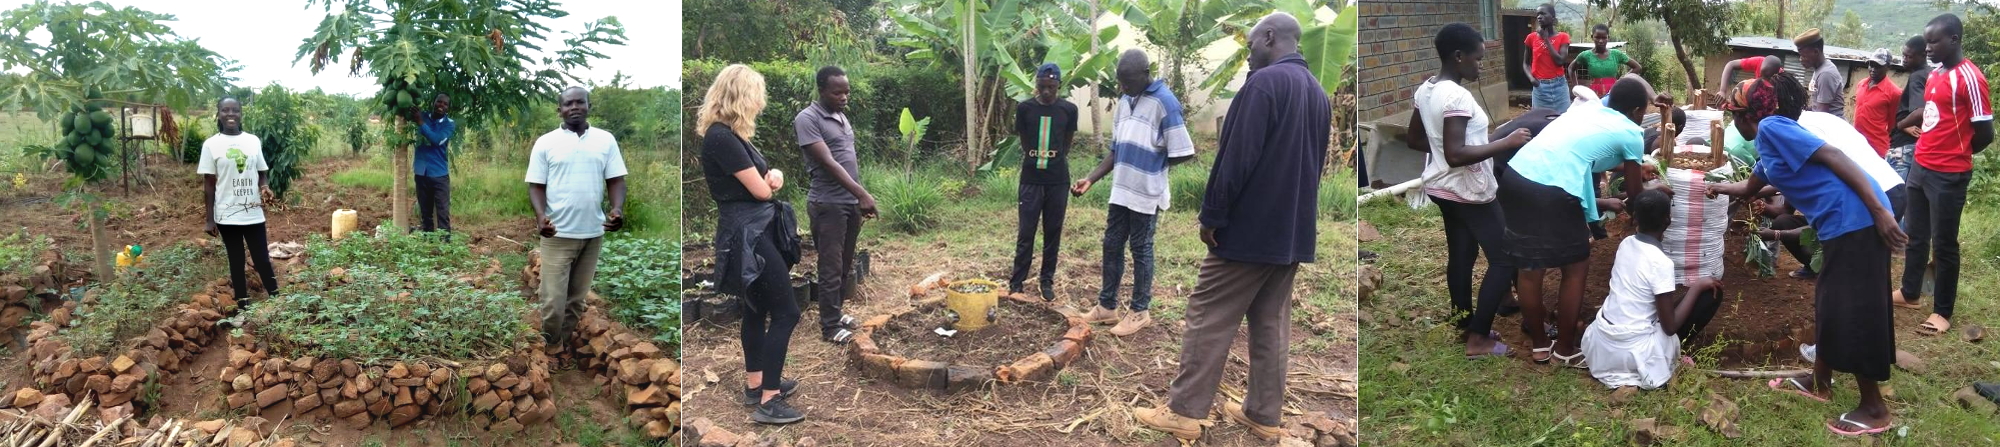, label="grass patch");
[63,243,222,356]
[1359,192,2000,445]
[330,167,393,191]
[240,225,534,363]
[867,169,948,234]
